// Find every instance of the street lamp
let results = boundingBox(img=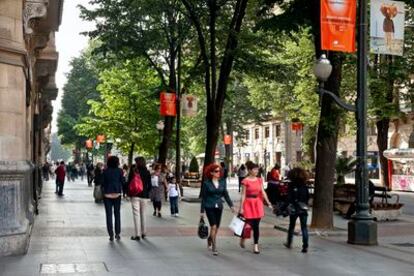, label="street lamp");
[313,54,377,243]
[156,120,165,162]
